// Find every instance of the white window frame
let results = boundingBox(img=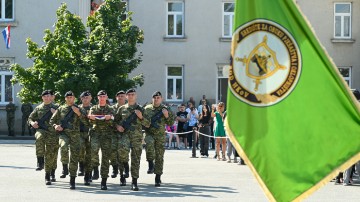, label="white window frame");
[166,1,184,37]
[334,2,352,39]
[0,0,14,21]
[338,66,351,87]
[166,65,183,102]
[222,2,235,38]
[0,58,14,104]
